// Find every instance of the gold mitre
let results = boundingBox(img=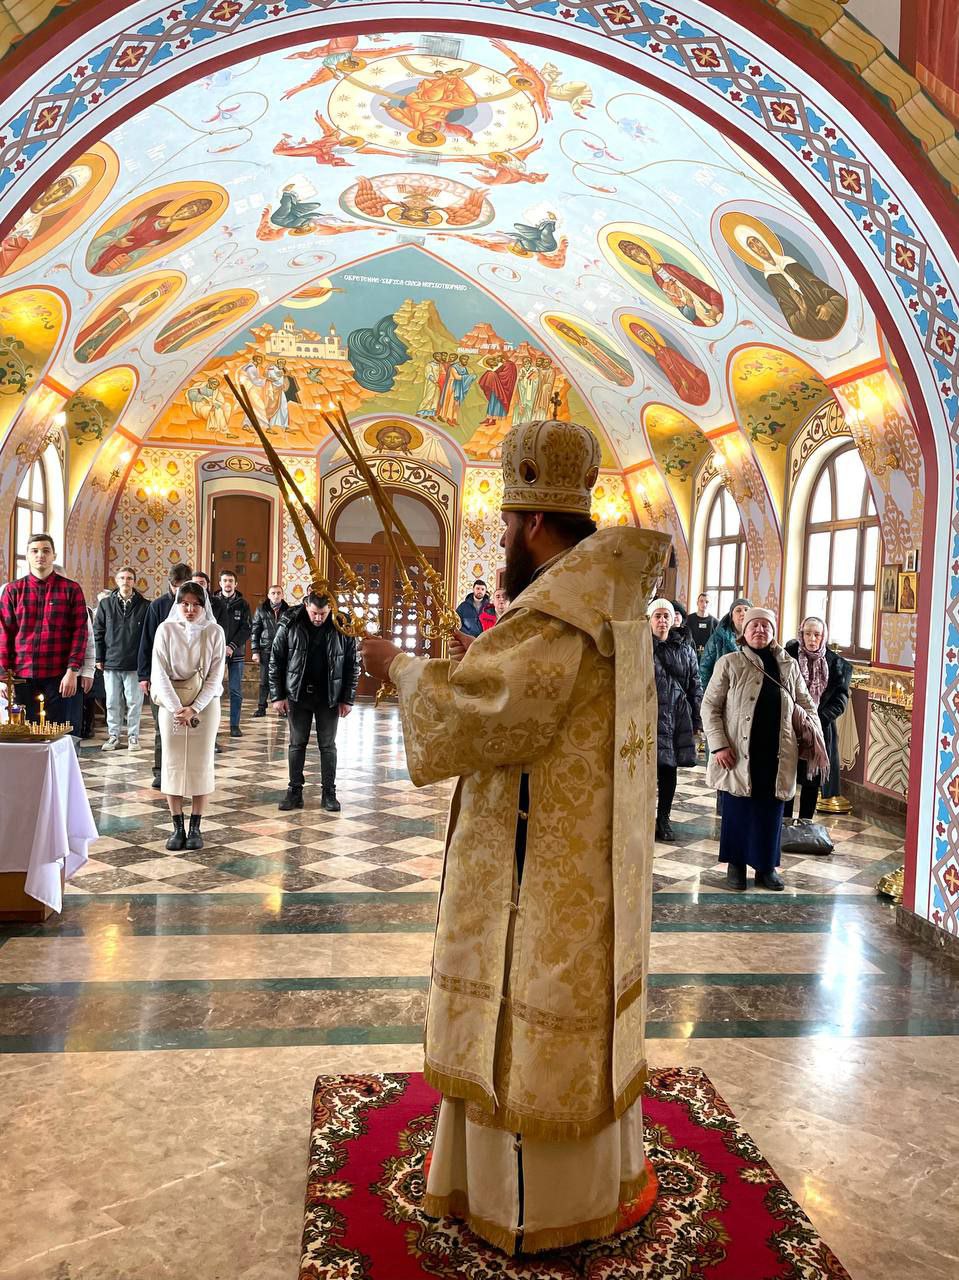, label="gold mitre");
[500,419,601,516]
